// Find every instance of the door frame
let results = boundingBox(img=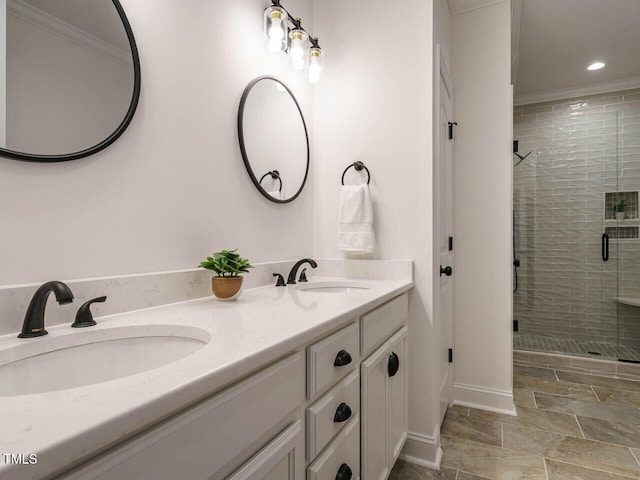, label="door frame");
[434,43,455,426]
